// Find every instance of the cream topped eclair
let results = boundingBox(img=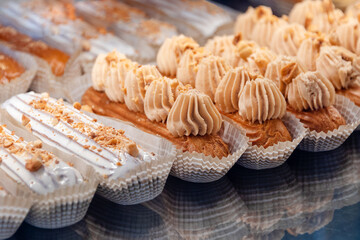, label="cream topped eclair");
[3,92,154,180]
[0,124,82,195]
